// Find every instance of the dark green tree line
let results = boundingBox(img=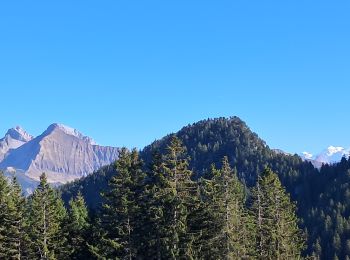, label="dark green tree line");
[0,171,90,260]
[88,138,304,259]
[0,135,305,259]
